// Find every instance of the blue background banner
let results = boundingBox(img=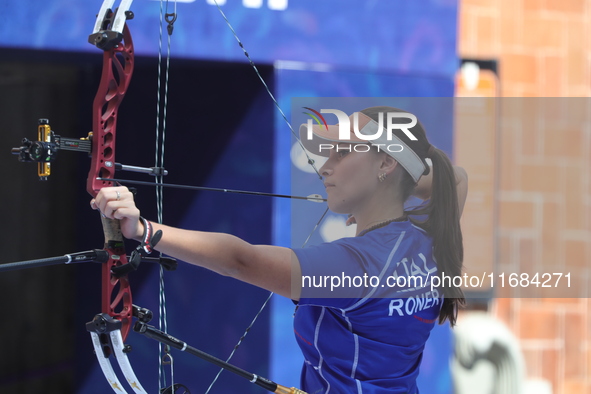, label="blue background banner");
[0,0,457,74]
